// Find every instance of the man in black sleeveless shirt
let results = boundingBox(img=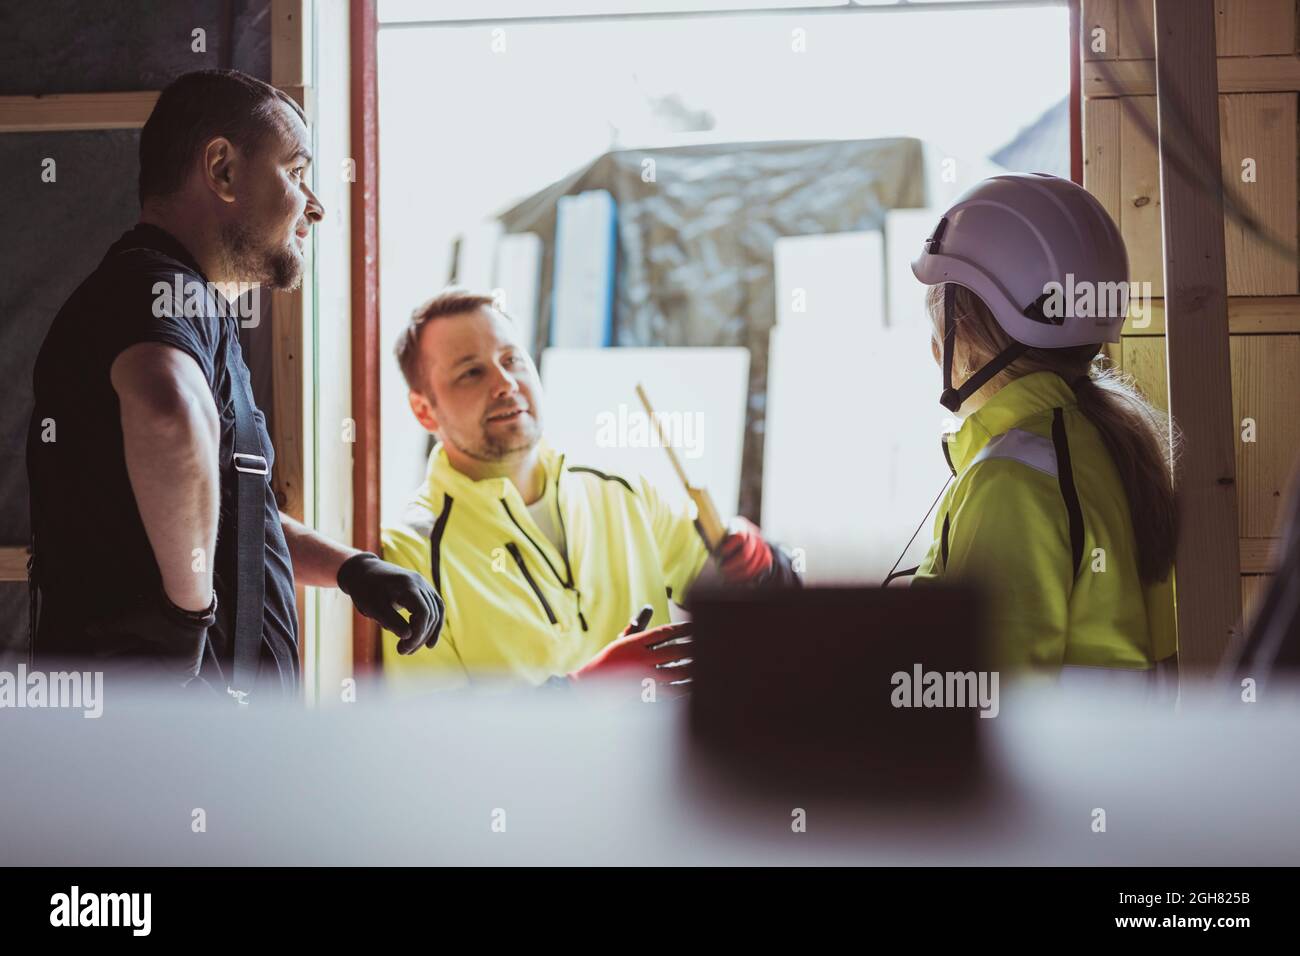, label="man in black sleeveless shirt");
[26,70,441,699]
